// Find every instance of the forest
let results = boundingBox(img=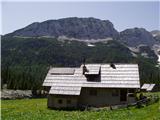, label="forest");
[1,37,160,91]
